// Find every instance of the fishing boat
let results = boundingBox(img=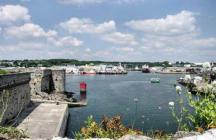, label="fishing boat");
[151,78,160,83]
[65,67,74,74]
[83,69,97,75]
[142,65,150,73]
